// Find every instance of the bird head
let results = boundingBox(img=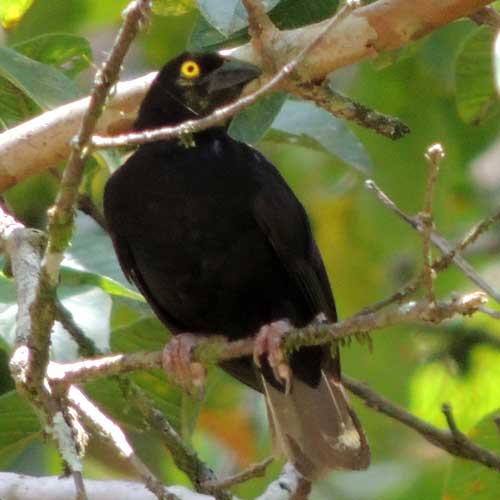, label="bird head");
[134,51,262,130]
